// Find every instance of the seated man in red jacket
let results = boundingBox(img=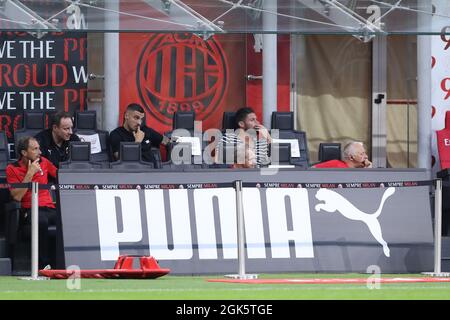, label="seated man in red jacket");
[313,141,372,168]
[6,136,58,269]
